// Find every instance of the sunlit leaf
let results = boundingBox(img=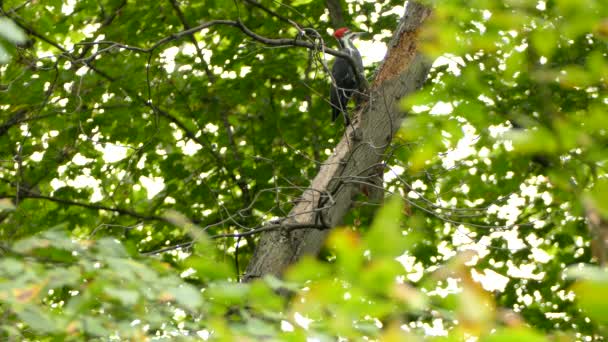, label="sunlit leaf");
[567,266,608,325]
[531,27,558,58]
[291,0,314,6]
[0,199,15,211]
[0,18,27,44]
[104,287,140,306]
[285,256,332,283]
[503,129,558,155]
[585,178,608,218]
[366,196,409,258]
[481,327,548,342]
[167,284,203,310]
